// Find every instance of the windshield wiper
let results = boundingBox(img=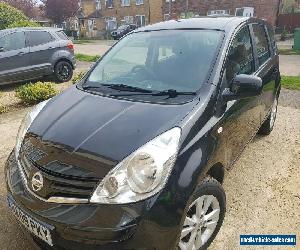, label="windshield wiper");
[111,89,197,98]
[102,83,153,93]
[152,89,196,98]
